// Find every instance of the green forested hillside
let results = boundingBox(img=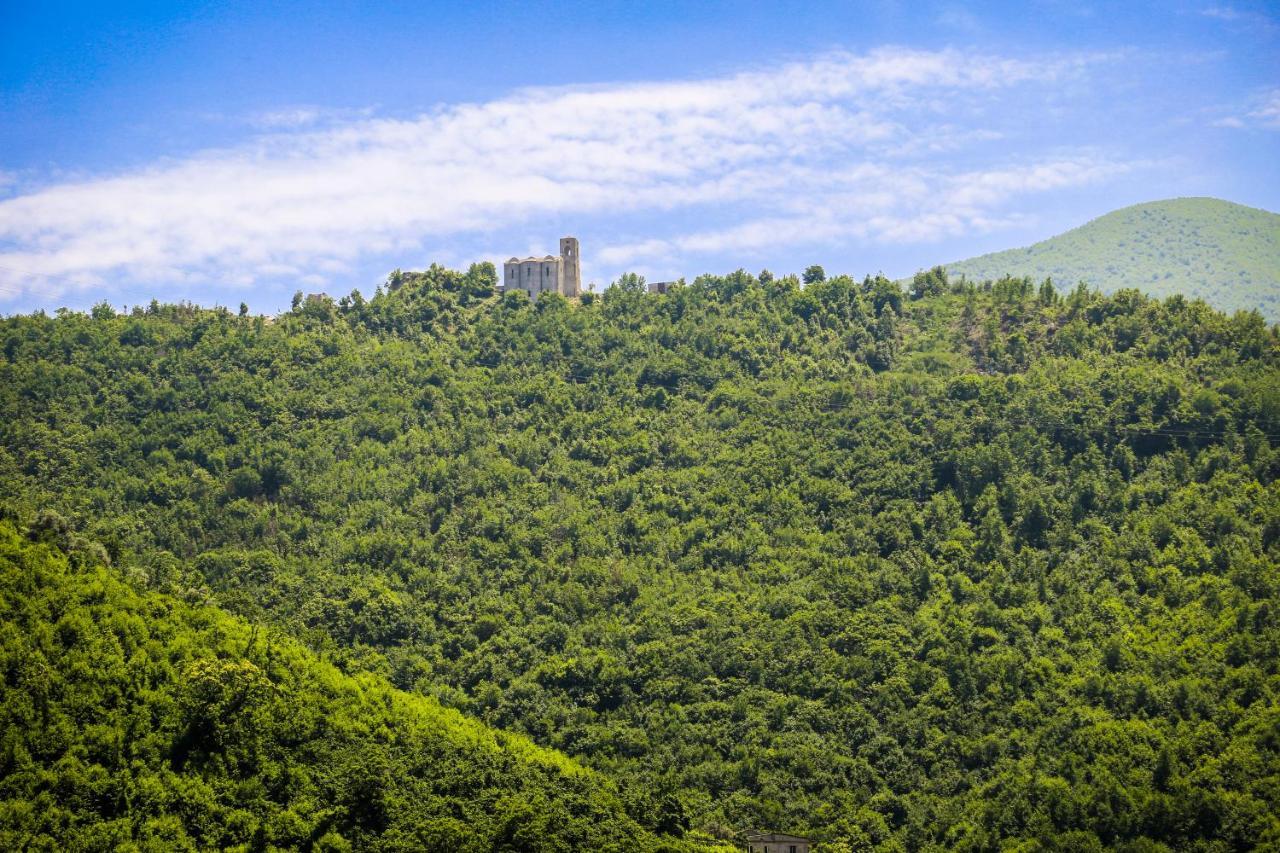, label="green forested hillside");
[2,267,1280,850]
[939,198,1280,320]
[0,515,700,851]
